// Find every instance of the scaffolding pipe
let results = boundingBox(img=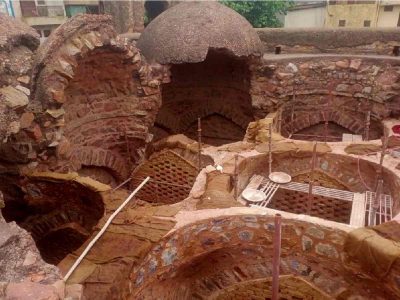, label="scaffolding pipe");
[271,213,282,300]
[63,176,150,282]
[197,117,202,173]
[268,123,273,175]
[308,141,317,214]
